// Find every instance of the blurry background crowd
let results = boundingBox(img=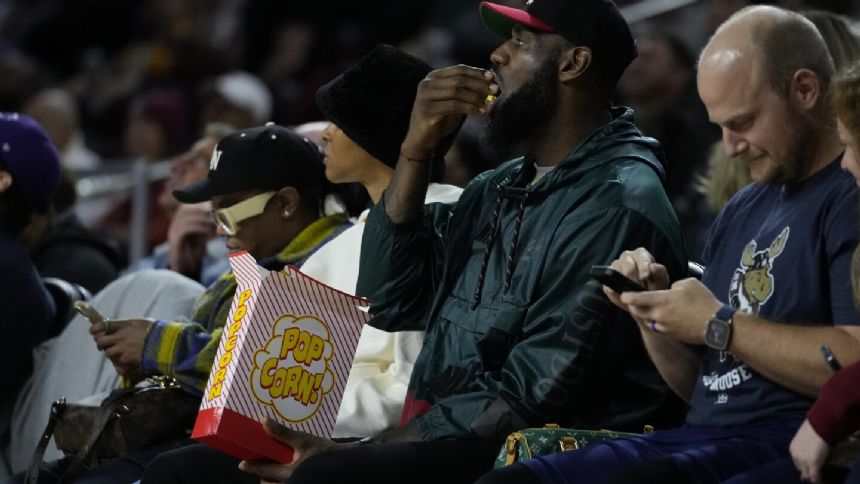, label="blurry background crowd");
[1,0,857,284]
